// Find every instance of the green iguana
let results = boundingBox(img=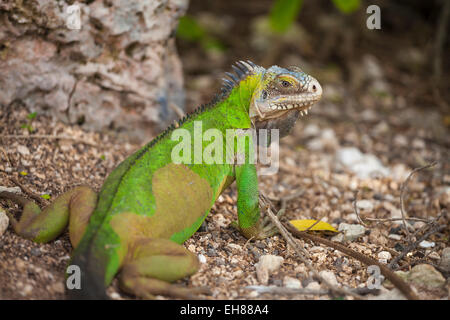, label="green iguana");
[0,61,322,299]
